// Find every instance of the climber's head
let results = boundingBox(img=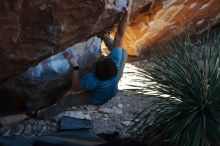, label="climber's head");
[95,57,117,81]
